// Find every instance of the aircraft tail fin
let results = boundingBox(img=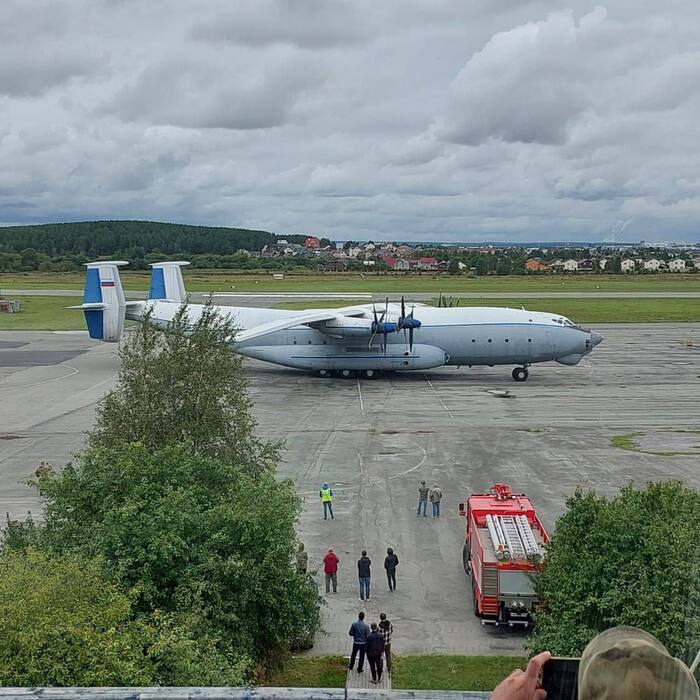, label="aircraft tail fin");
[71,261,128,341]
[149,261,190,302]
